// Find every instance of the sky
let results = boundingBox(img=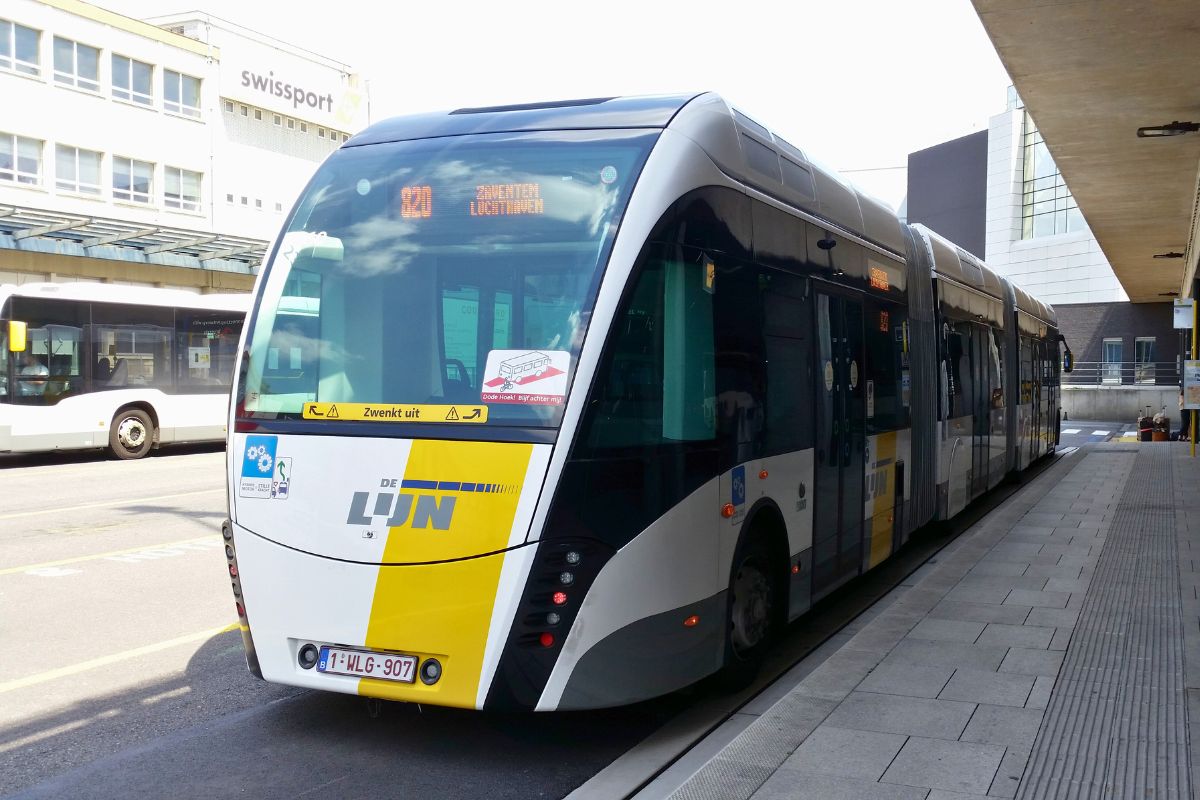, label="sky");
[102,0,1012,210]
